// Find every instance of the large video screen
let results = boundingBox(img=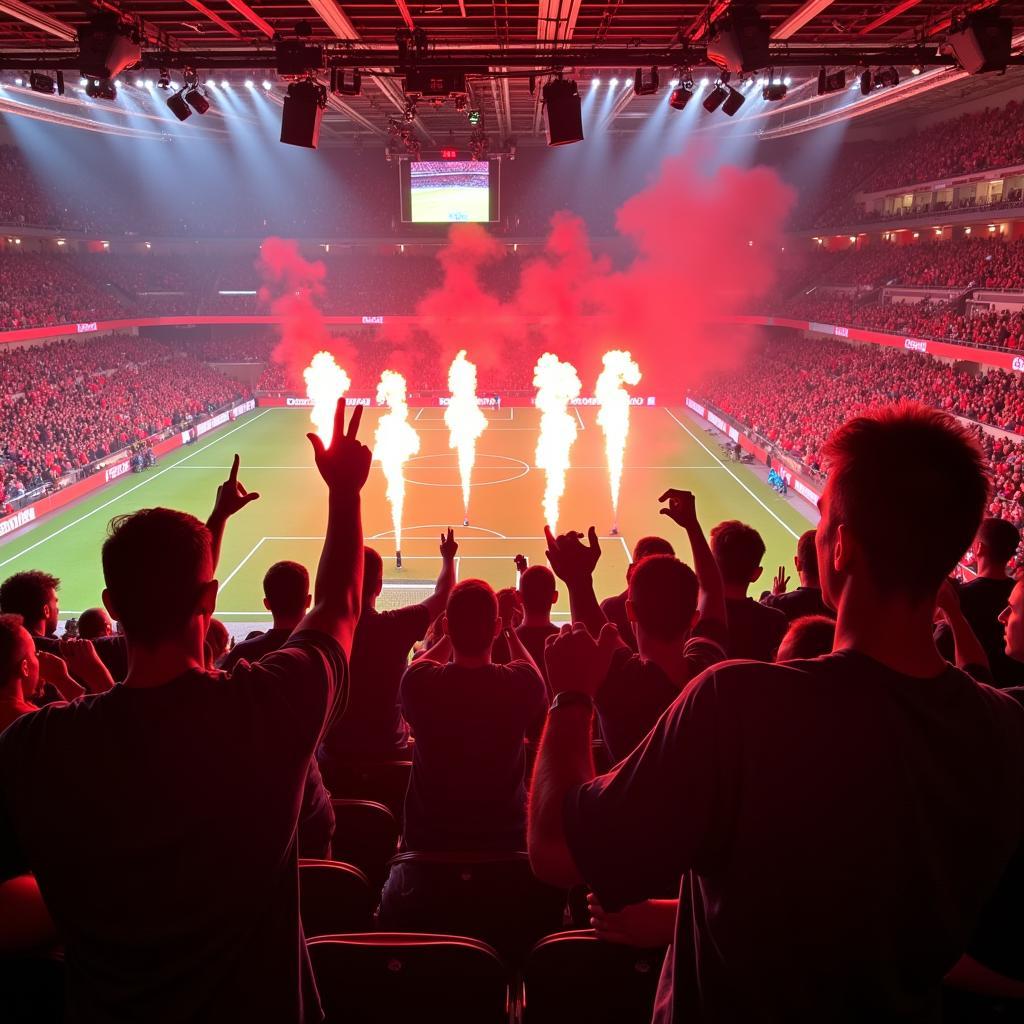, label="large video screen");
[408,160,491,223]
